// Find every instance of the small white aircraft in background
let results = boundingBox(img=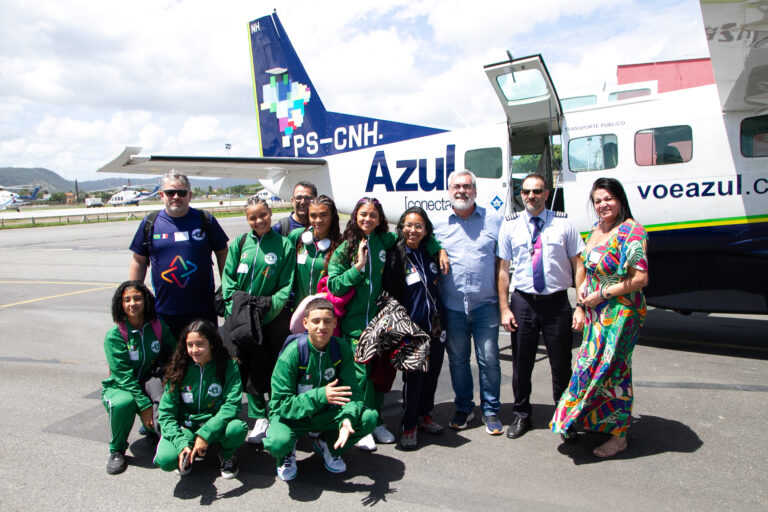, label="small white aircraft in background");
[0,185,42,211]
[99,2,768,314]
[93,184,160,206]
